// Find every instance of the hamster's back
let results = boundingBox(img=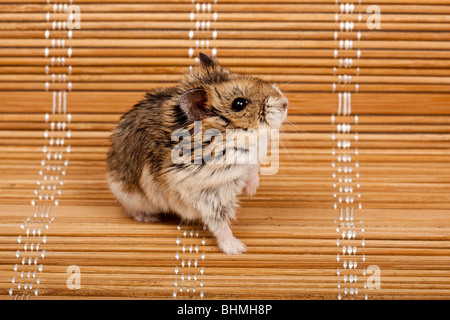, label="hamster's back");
[106,87,179,192]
